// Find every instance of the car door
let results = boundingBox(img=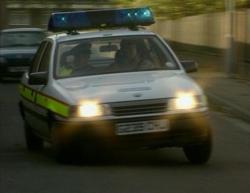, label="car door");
[32,41,53,137]
[23,41,52,137]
